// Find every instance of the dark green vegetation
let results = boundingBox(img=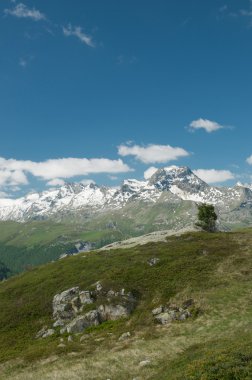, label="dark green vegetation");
[0,199,197,277]
[196,203,217,232]
[1,229,252,379]
[0,260,10,280]
[0,221,123,276]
